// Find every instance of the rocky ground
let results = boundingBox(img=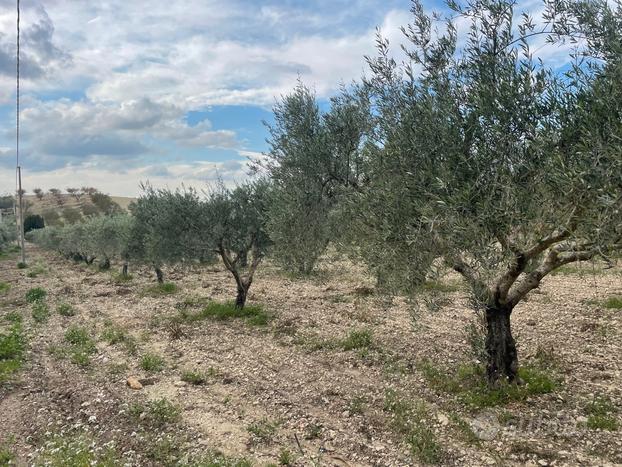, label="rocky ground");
[0,244,620,466]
